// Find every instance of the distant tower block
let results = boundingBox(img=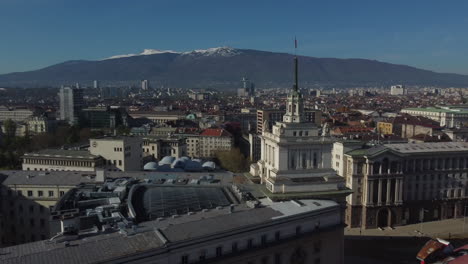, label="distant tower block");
[93,80,100,89]
[238,77,255,97]
[141,80,149,90]
[390,85,407,95]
